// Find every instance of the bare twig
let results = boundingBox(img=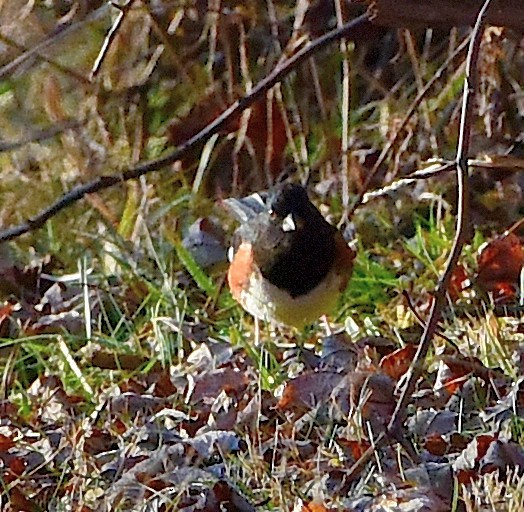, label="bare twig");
[401,290,458,349]
[345,0,494,482]
[370,0,524,31]
[361,160,455,203]
[0,4,110,82]
[362,151,524,203]
[348,35,470,216]
[0,12,370,243]
[0,119,84,153]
